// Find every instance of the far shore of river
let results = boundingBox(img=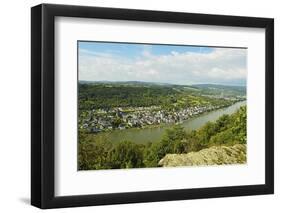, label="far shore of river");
[84,100,246,144]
